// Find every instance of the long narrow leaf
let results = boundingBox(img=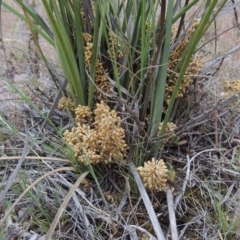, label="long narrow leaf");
[150,0,174,138]
[161,0,221,135]
[42,0,87,105]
